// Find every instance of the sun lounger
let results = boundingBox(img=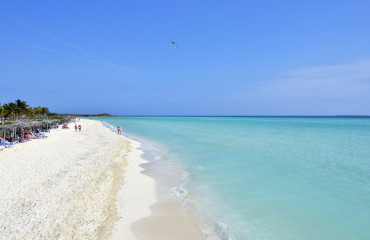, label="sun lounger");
[0,141,15,148]
[6,141,15,148]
